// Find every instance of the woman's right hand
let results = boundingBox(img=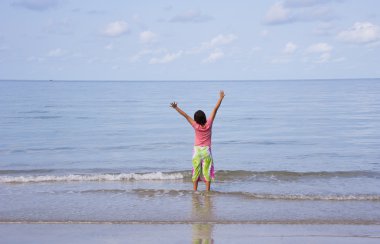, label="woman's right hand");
[219,90,225,99]
[170,102,178,108]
